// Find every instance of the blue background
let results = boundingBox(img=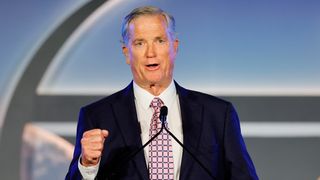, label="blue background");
[1,0,320,179]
